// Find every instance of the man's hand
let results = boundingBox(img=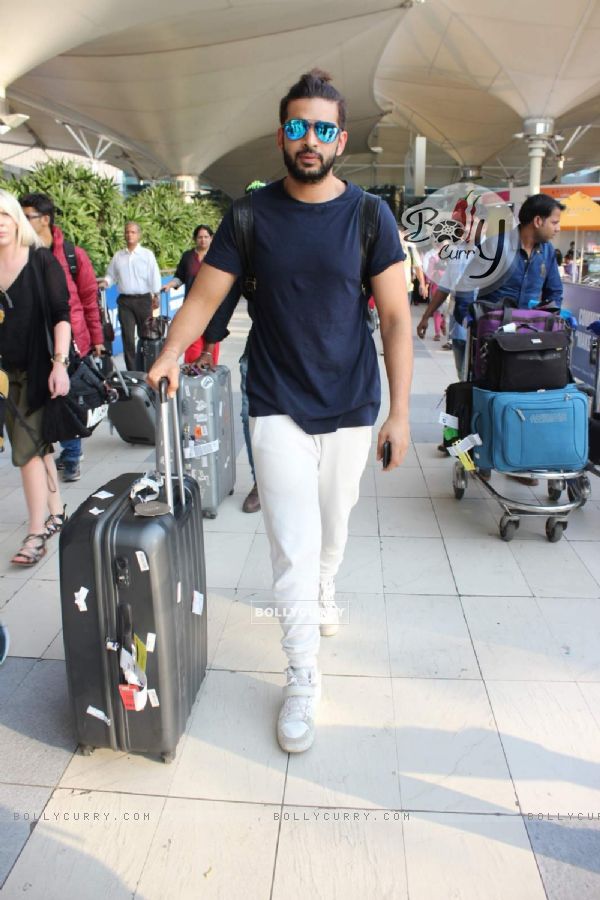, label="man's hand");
[147,350,180,397]
[151,294,160,310]
[416,315,430,339]
[93,344,105,357]
[163,279,178,292]
[377,414,411,471]
[419,282,429,299]
[97,278,108,289]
